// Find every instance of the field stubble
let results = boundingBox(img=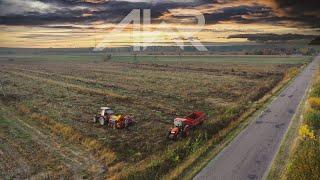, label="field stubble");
[0,56,307,179]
